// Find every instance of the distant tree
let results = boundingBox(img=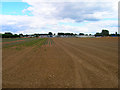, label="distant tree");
[13,34,20,38]
[19,34,24,37]
[95,32,102,37]
[34,34,39,37]
[2,32,21,38]
[24,34,29,37]
[110,34,116,37]
[115,32,118,36]
[58,33,64,35]
[64,33,74,35]
[102,29,109,36]
[79,33,84,35]
[75,33,77,35]
[5,32,13,35]
[48,32,53,35]
[2,32,13,38]
[89,34,92,36]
